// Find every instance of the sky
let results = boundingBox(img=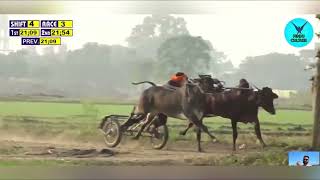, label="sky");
[1,13,319,67]
[288,151,320,166]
